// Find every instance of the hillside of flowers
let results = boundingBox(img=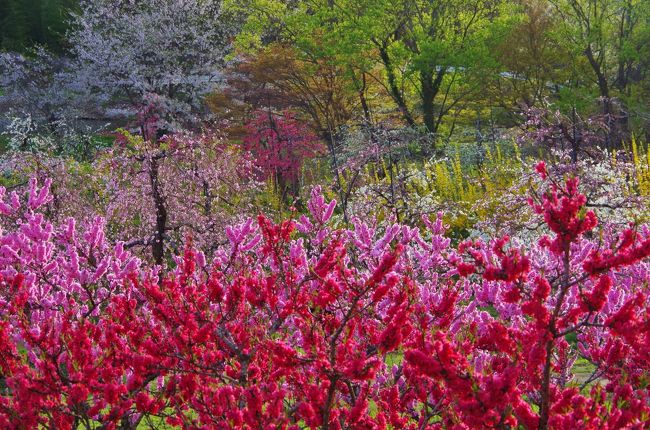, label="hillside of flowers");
[2,0,650,429]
